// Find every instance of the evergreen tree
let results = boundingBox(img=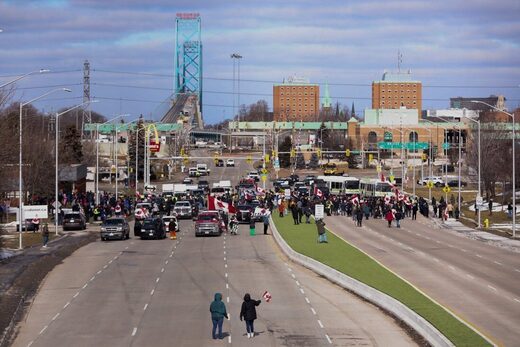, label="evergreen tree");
[60,125,83,164]
[128,119,145,185]
[308,152,319,169]
[278,136,292,168]
[296,151,306,169]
